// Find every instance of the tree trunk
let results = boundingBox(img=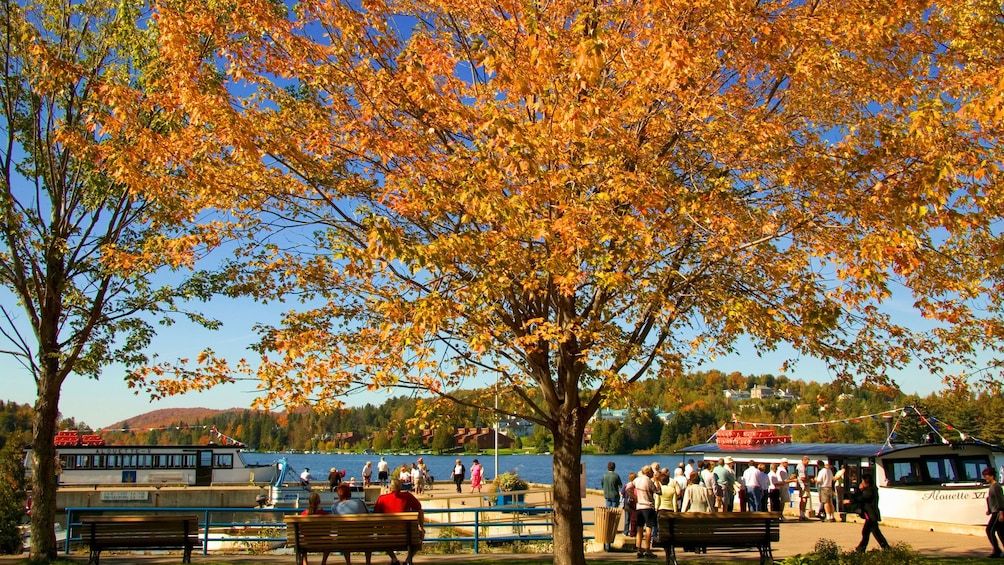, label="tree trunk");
[551,410,587,565]
[30,370,60,560]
